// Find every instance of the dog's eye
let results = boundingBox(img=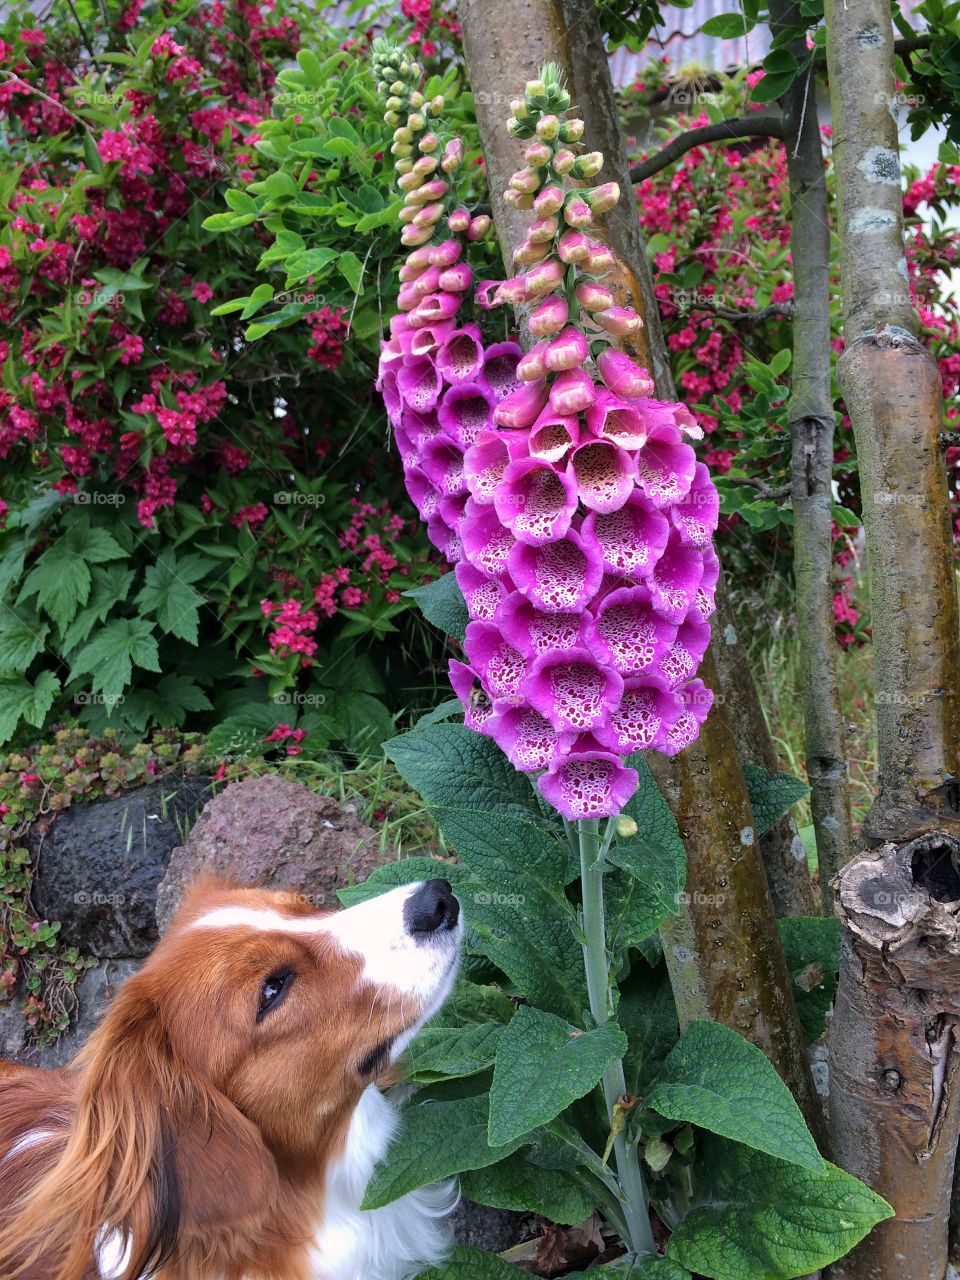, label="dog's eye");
[257,967,294,1022]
